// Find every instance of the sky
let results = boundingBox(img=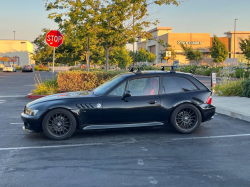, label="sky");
[0,0,250,43]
